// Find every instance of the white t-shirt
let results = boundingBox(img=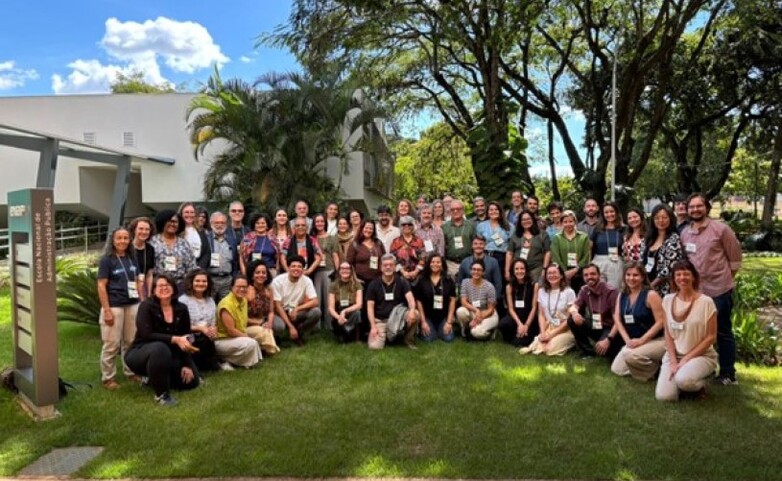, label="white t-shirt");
[376,225,401,253]
[184,226,202,258]
[271,273,318,311]
[537,288,576,327]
